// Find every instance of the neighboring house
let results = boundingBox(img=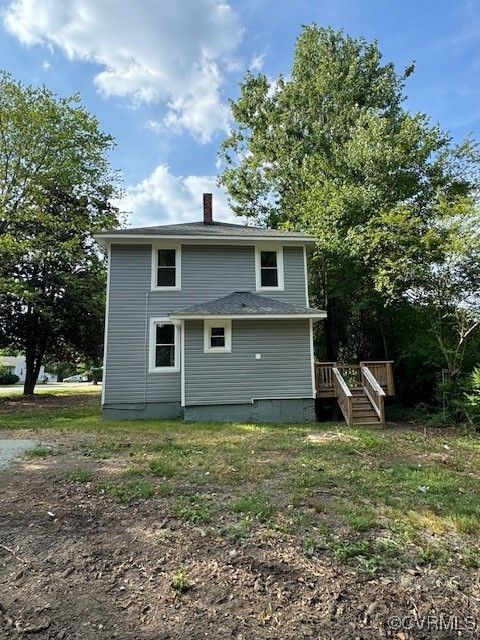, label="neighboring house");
[0,356,54,383]
[95,194,326,423]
